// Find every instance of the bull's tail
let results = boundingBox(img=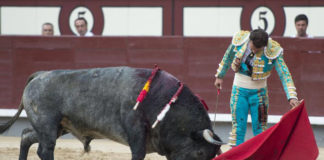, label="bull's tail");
[0,71,42,134]
[0,102,24,133]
